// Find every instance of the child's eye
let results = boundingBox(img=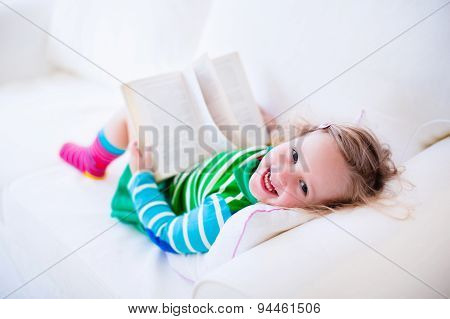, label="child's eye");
[292,148,298,164]
[300,180,308,195]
